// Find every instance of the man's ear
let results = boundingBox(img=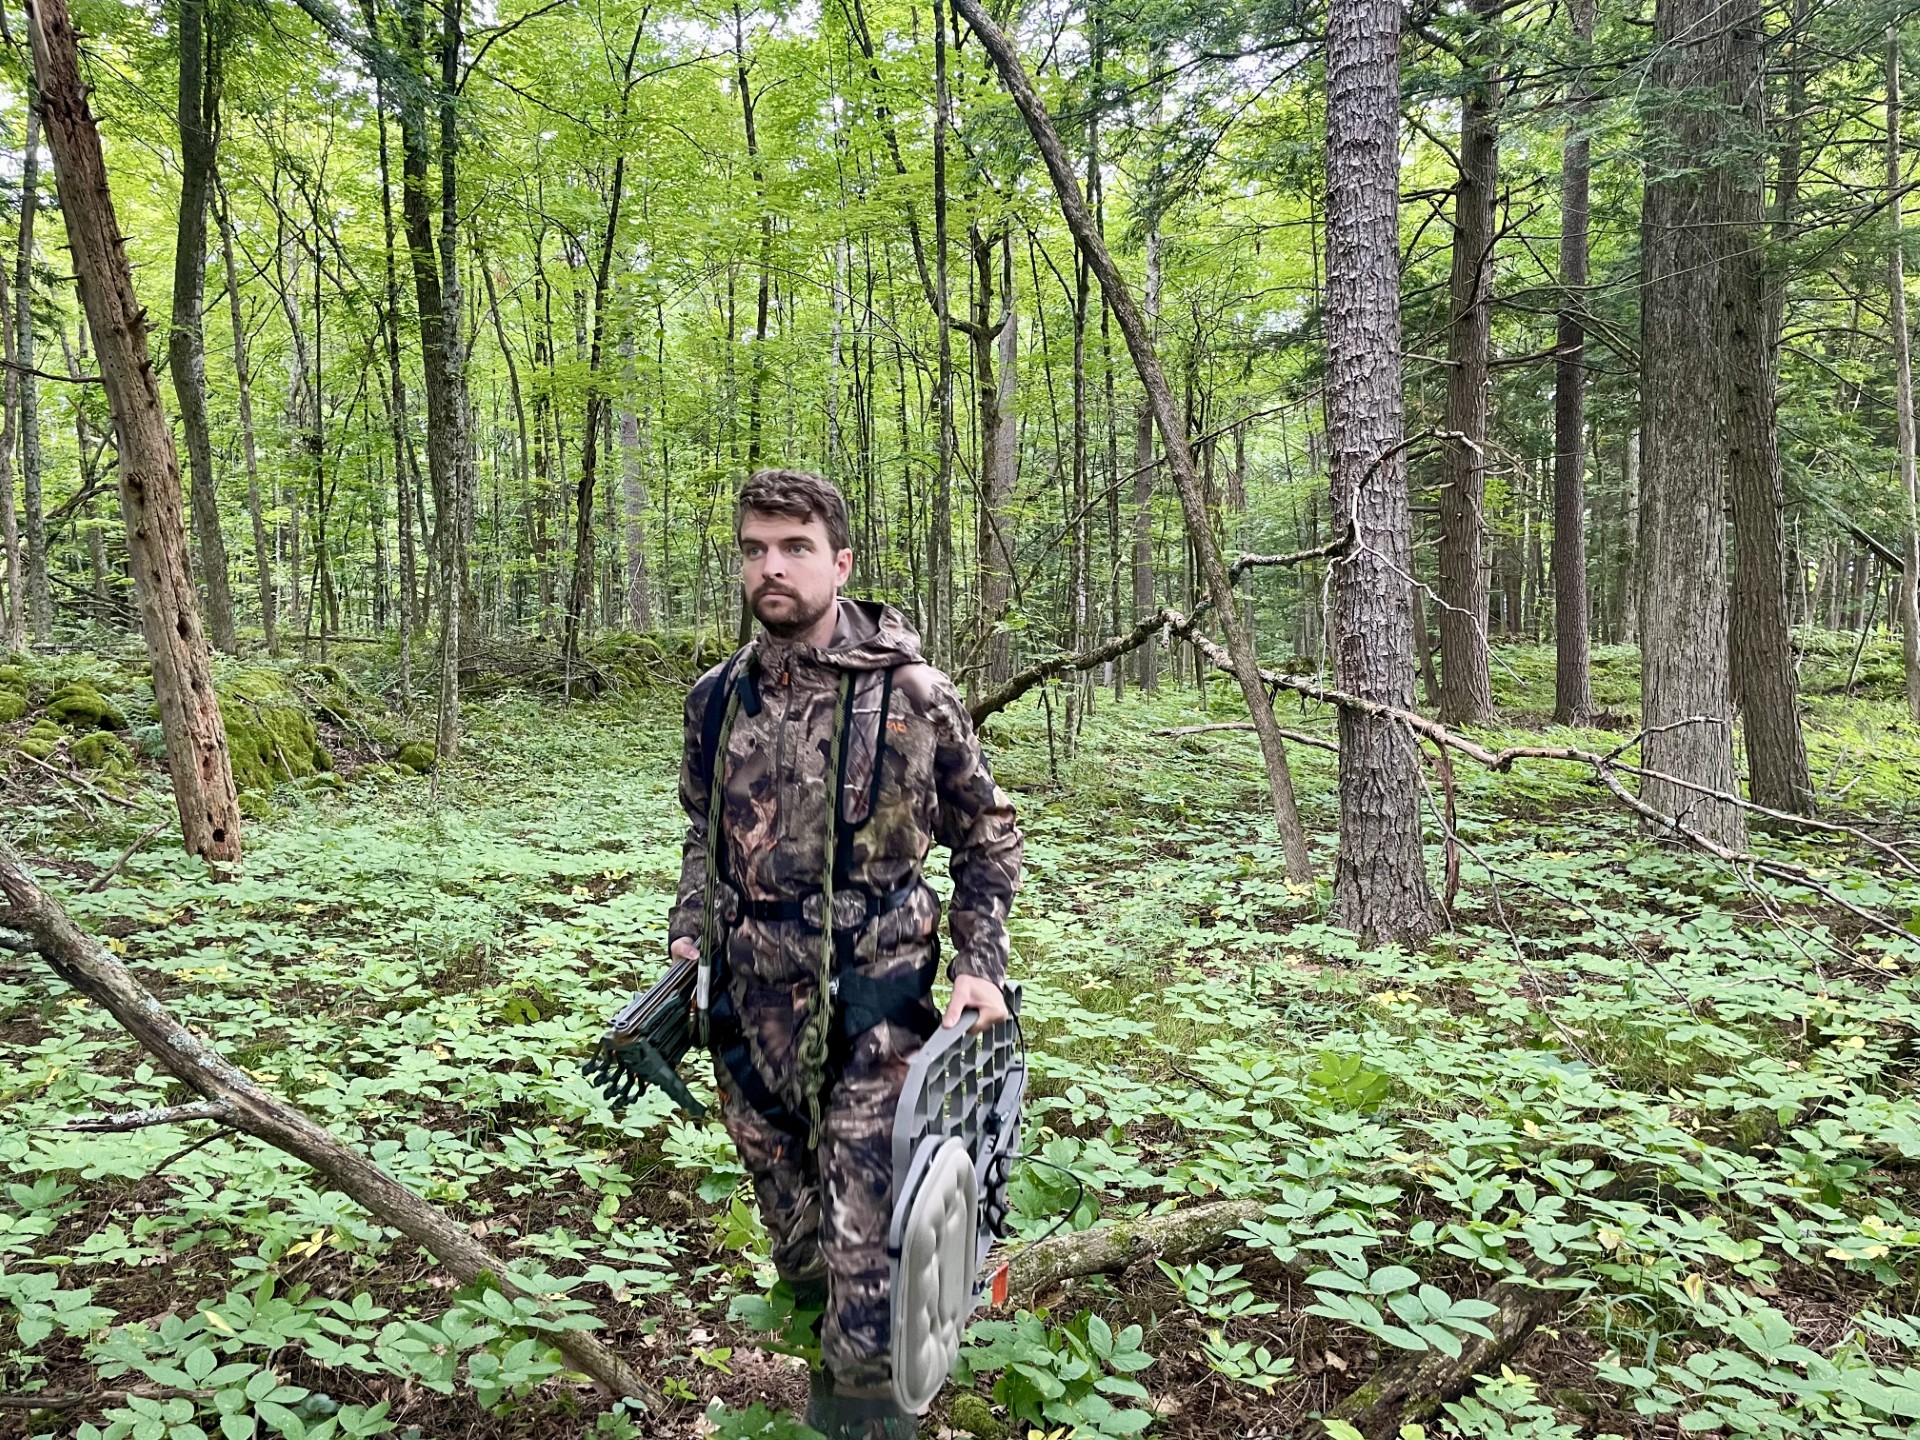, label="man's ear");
[835,547,854,585]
